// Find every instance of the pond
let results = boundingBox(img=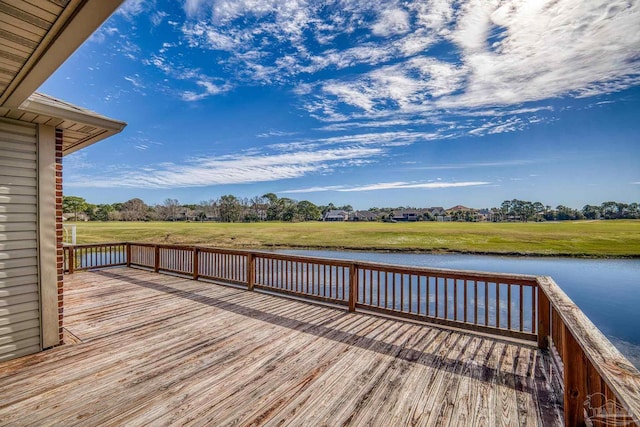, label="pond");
[275,249,640,368]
